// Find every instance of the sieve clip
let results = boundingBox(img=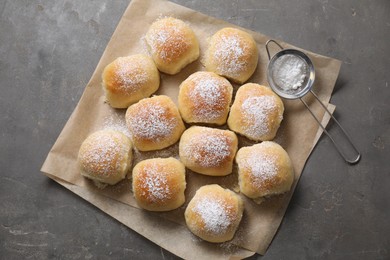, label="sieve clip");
[265,40,361,164]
